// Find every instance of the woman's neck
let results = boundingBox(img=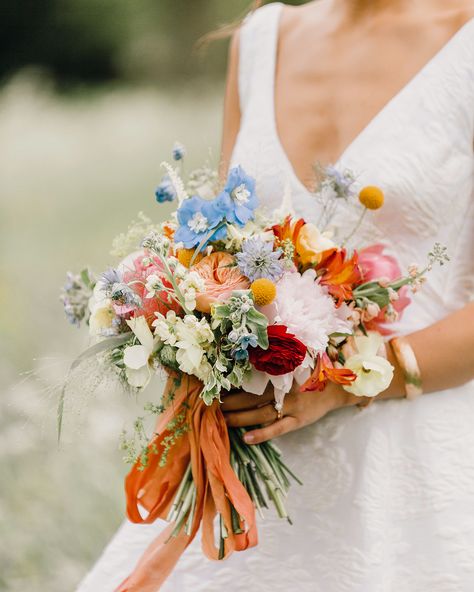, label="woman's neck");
[328,0,416,21]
